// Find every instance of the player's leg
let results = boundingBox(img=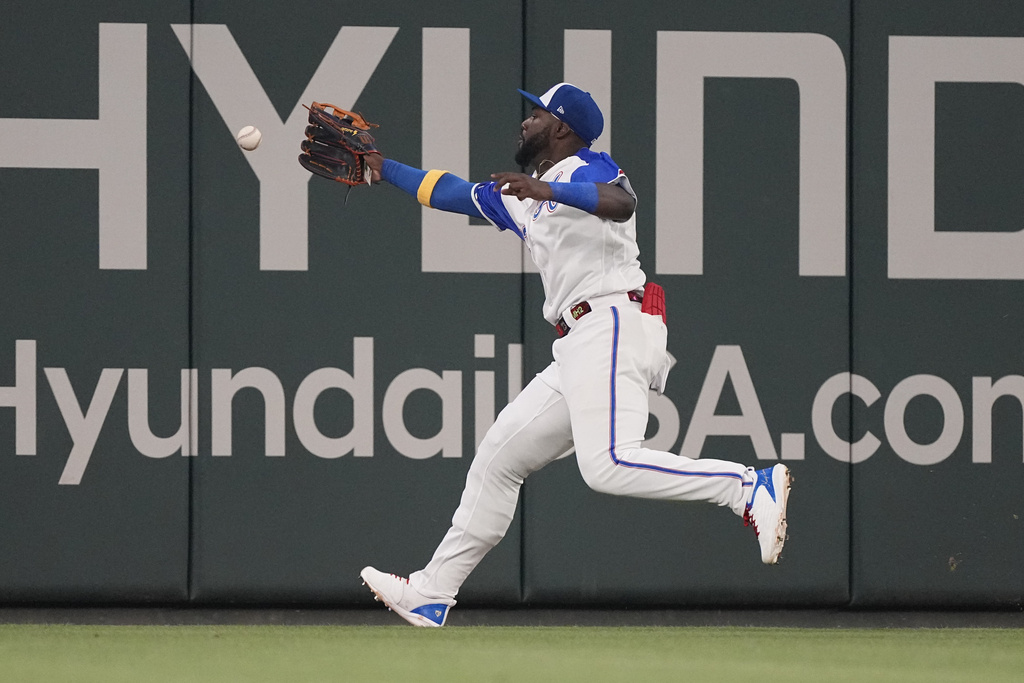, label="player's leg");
[397,364,572,602]
[557,303,791,563]
[362,366,573,624]
[557,304,752,515]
